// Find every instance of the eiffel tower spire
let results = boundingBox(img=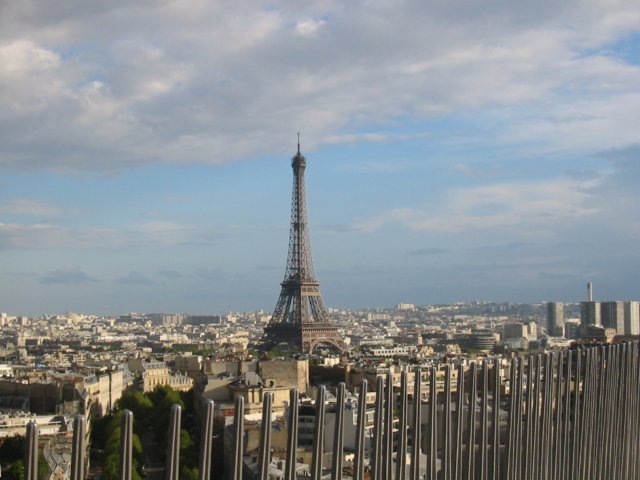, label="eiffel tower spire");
[260,140,345,353]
